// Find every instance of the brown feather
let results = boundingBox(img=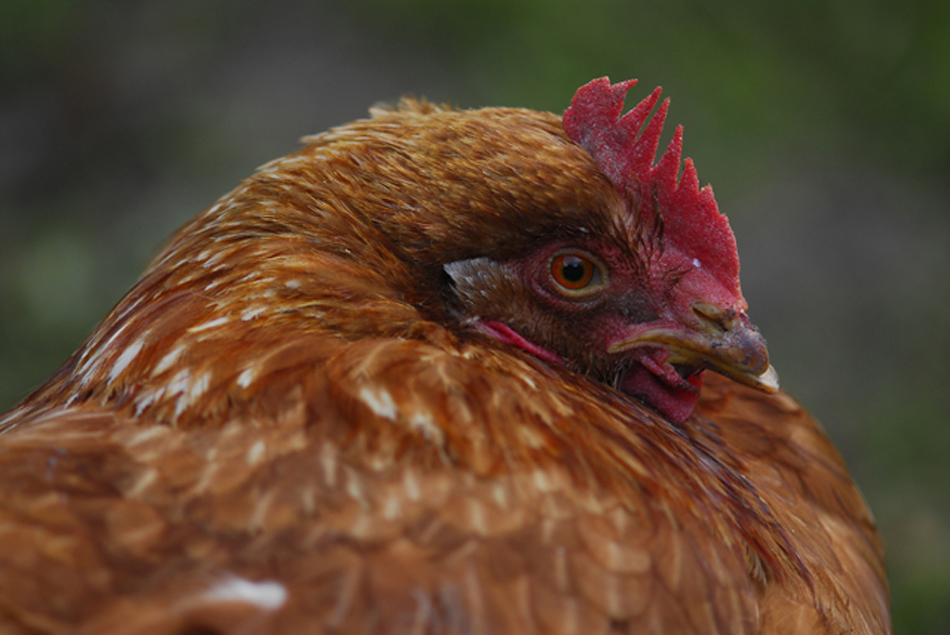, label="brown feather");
[0,96,888,634]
